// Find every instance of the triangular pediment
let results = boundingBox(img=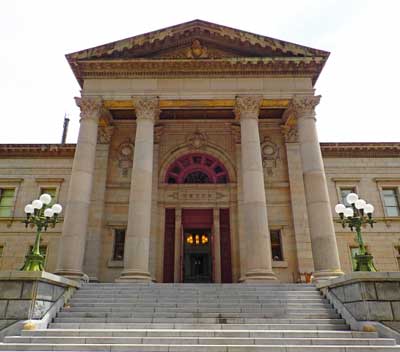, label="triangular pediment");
[67,20,329,86]
[67,19,328,61]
